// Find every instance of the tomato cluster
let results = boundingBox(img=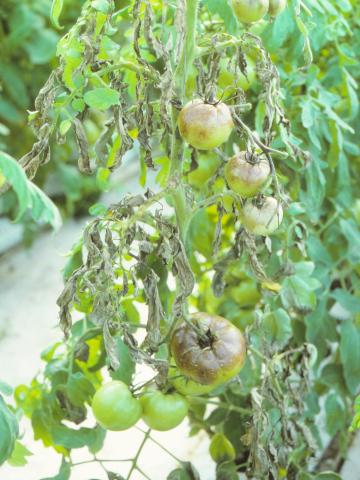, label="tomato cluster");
[232,0,287,24]
[92,381,189,432]
[178,100,283,236]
